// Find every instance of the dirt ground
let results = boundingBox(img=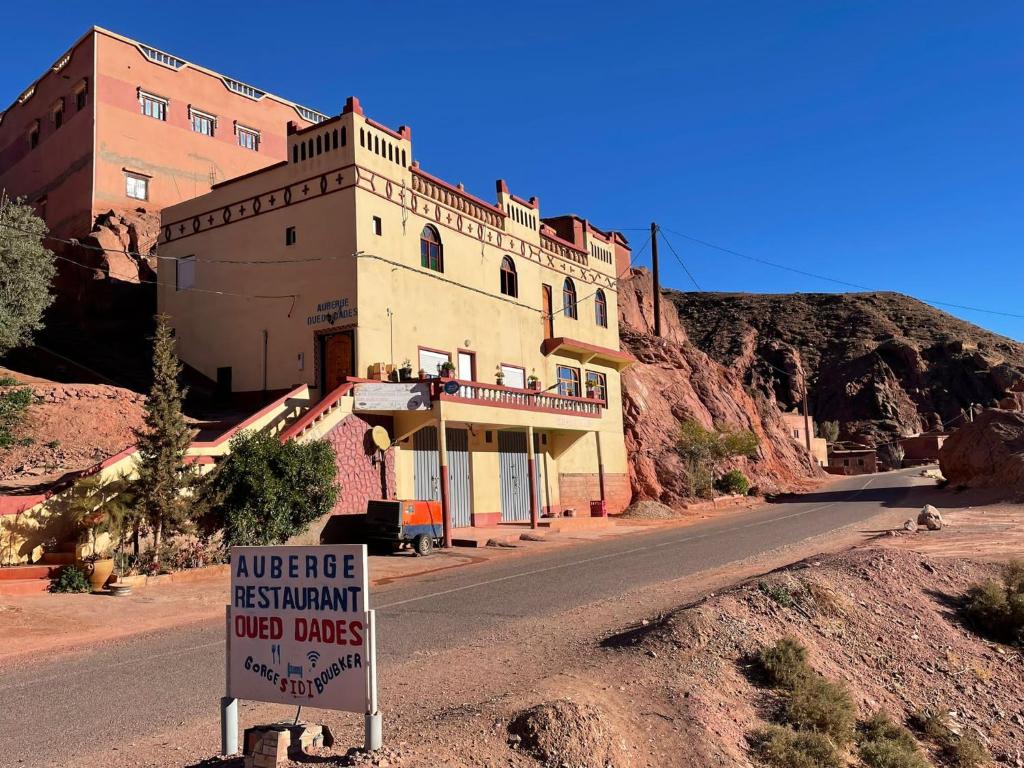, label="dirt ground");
[7,481,1023,768]
[0,367,146,489]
